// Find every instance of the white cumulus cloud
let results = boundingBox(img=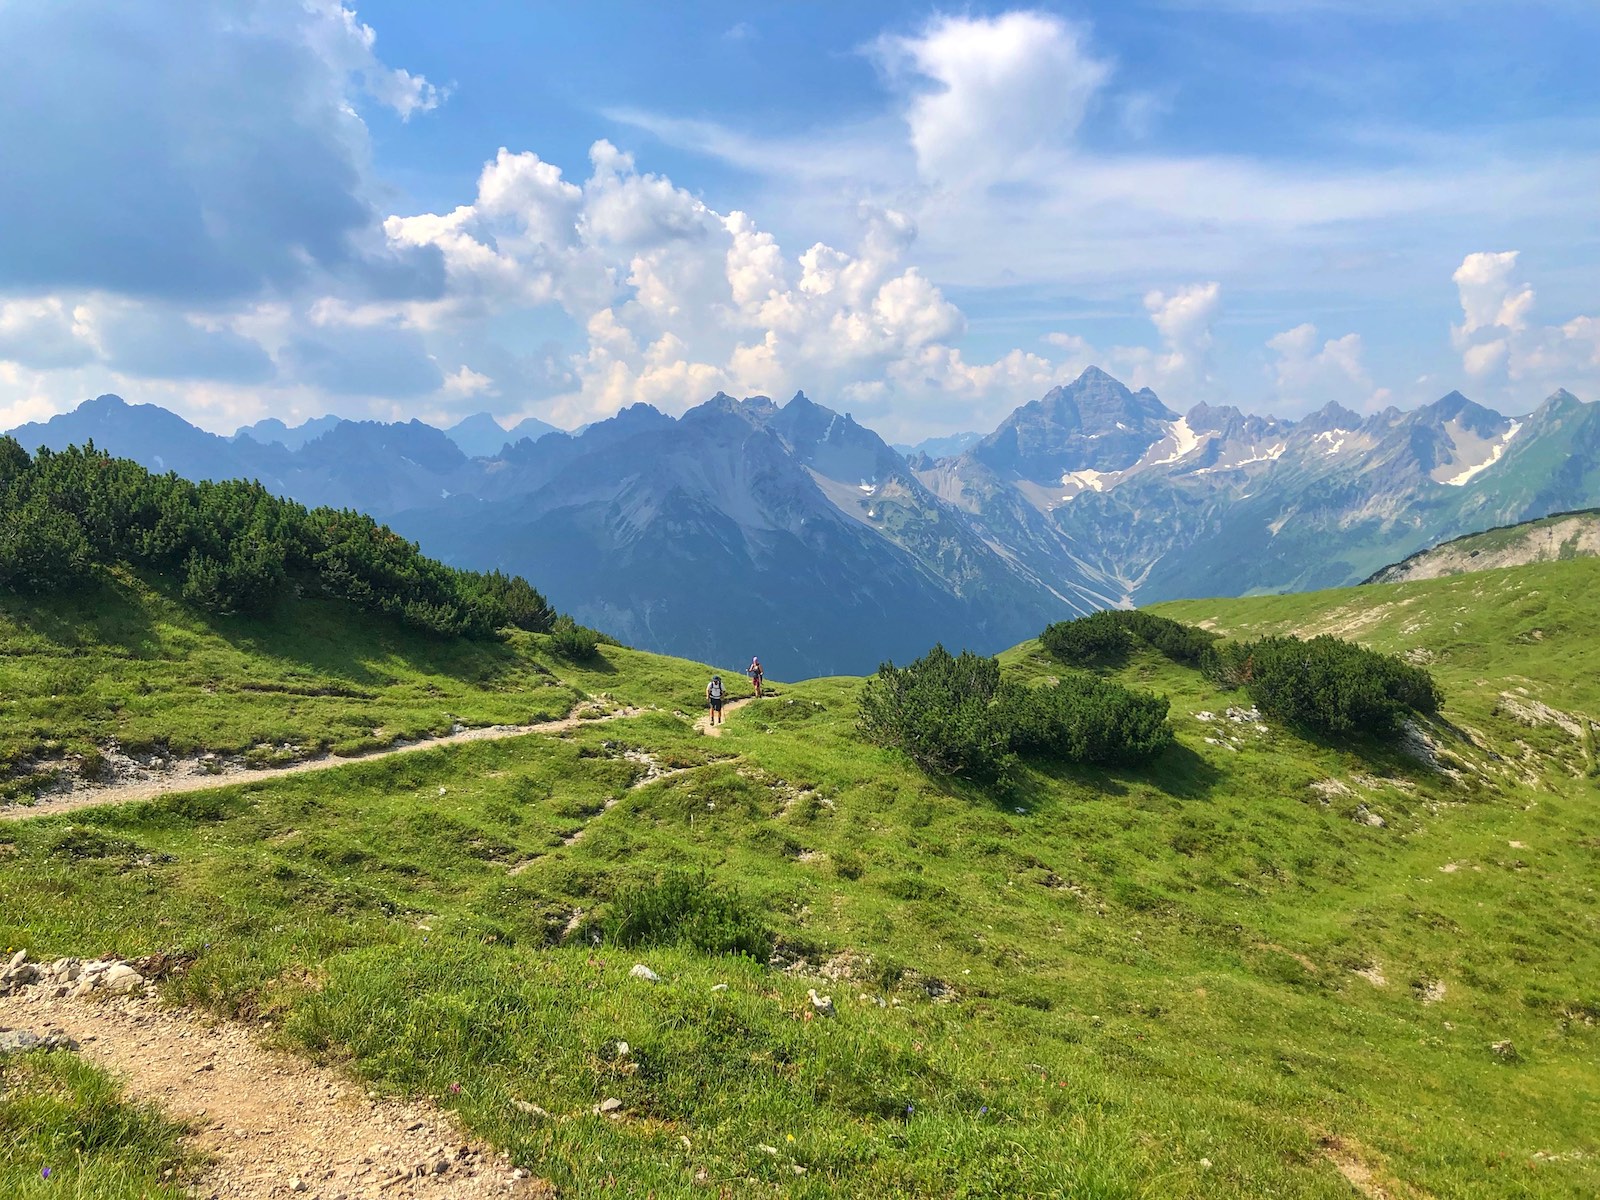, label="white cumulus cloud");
[873,11,1112,188]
